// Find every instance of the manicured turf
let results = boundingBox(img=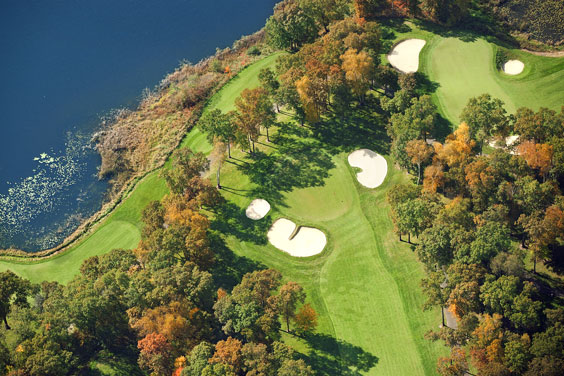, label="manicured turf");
[0,54,281,284]
[426,37,564,123]
[211,118,447,374]
[382,21,564,124]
